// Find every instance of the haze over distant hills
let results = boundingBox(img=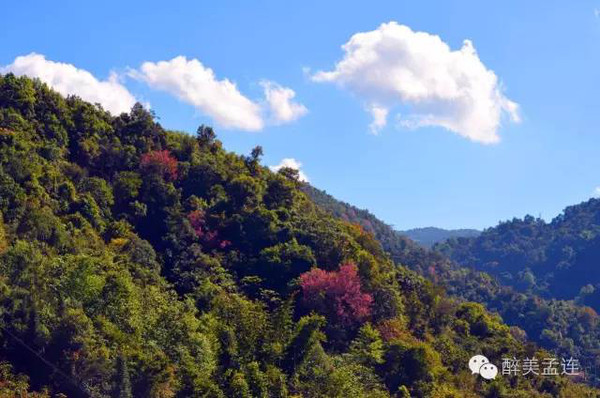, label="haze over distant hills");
[398,227,481,248]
